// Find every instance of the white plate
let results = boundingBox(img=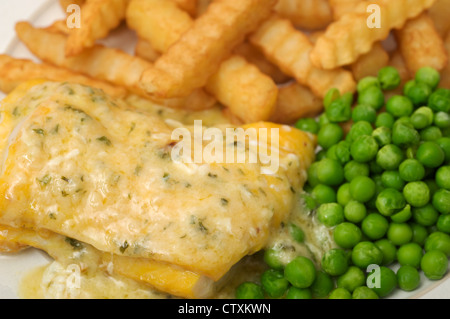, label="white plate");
[0,0,449,299]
